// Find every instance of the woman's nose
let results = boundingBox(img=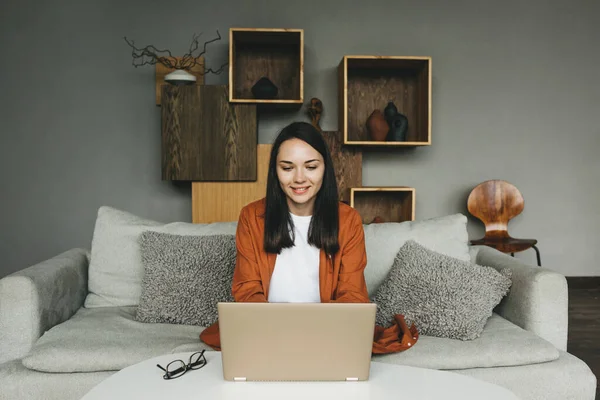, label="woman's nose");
[294,169,306,182]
